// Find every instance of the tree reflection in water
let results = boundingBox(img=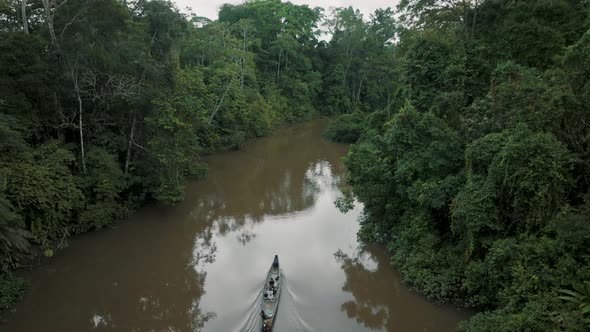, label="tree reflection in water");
[80,224,218,332]
[181,121,348,236]
[95,121,347,331]
[335,249,392,330]
[334,246,466,332]
[80,226,217,332]
[1,120,467,332]
[185,157,337,247]
[187,225,219,331]
[236,230,256,246]
[86,210,219,332]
